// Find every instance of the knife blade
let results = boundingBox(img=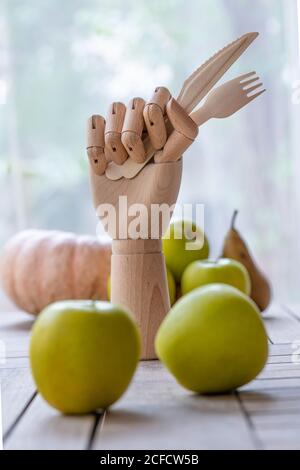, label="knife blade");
[178,32,259,114]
